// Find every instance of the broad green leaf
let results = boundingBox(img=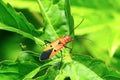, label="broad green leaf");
[56,61,103,80]
[72,55,120,80]
[0,61,19,74]
[0,60,39,80]
[0,0,44,45]
[0,0,38,36]
[17,51,39,64]
[37,60,103,80]
[0,74,21,80]
[36,65,62,80]
[4,0,40,12]
[38,0,74,40]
